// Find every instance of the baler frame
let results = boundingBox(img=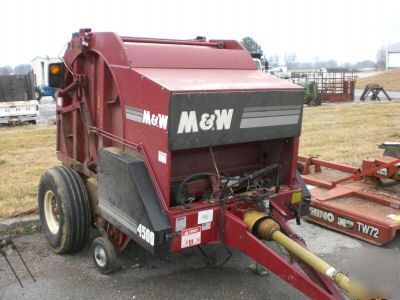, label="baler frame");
[37,28,374,300]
